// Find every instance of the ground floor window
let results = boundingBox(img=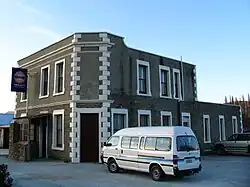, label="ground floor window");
[138,110,151,127]
[52,109,64,150]
[182,112,191,127]
[232,116,238,134]
[219,115,226,141]
[160,111,172,126]
[111,109,128,134]
[203,115,211,143]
